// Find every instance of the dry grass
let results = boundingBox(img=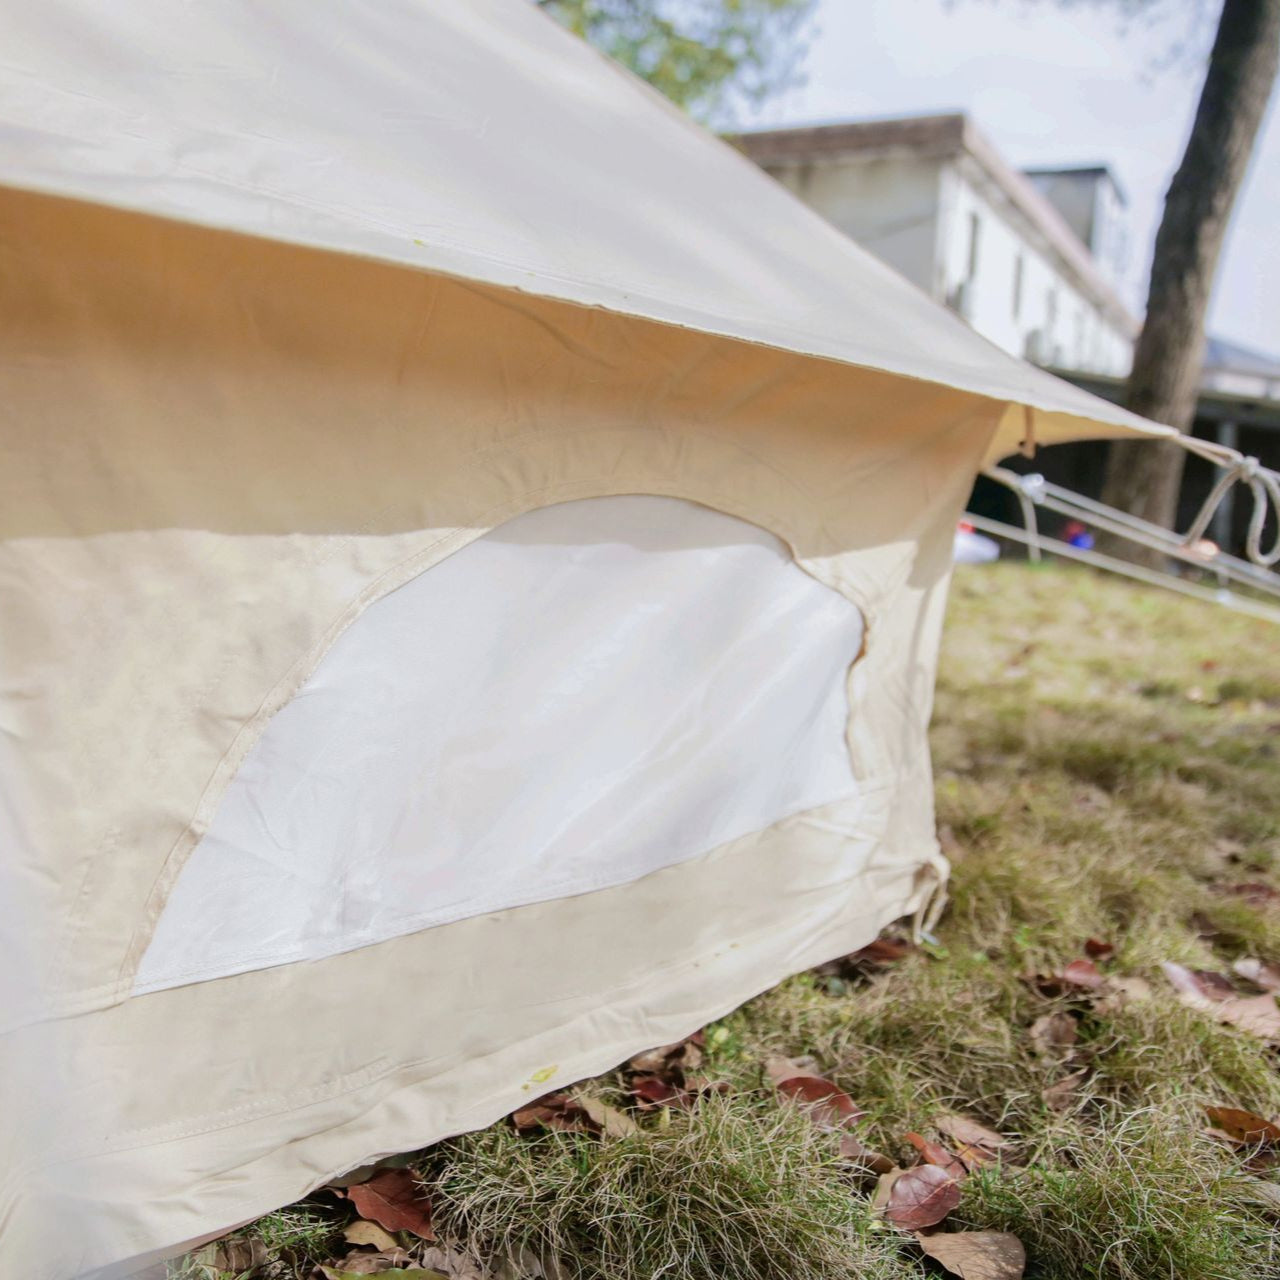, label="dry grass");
[175,562,1280,1279]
